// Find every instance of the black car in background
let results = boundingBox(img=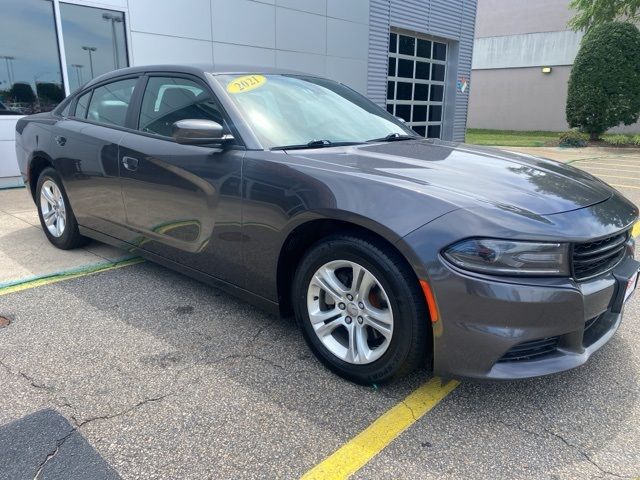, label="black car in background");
[15,65,639,384]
